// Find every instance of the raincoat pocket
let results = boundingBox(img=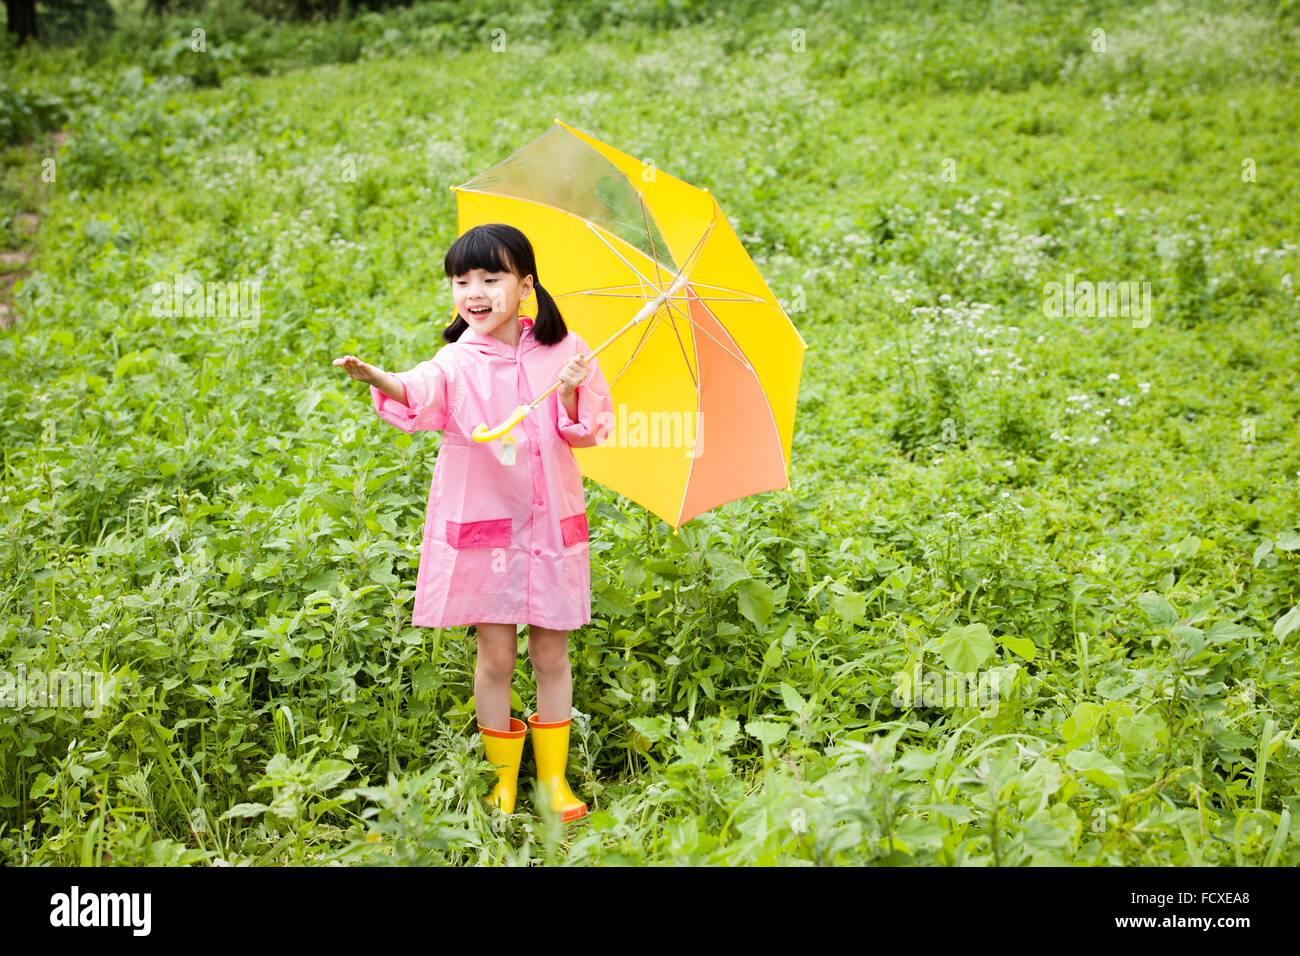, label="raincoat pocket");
[559,513,589,547]
[445,518,513,549]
